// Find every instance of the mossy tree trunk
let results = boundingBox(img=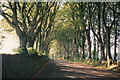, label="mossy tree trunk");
[81,35,85,59]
